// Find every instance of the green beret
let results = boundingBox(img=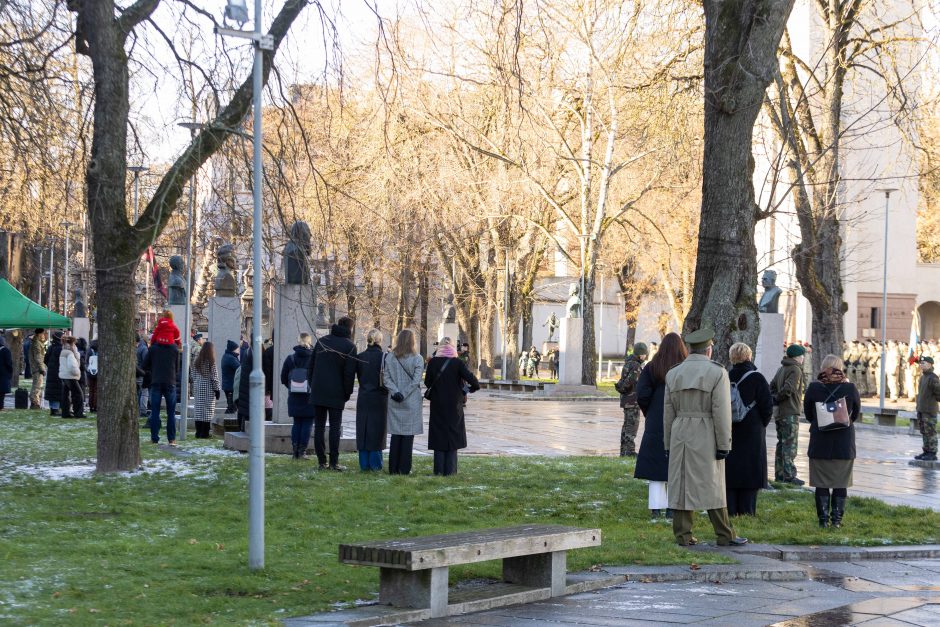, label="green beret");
[684,327,714,349]
[786,344,806,358]
[633,342,649,356]
[921,356,934,365]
